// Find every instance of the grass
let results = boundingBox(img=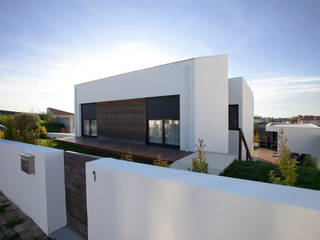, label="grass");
[221,160,320,191]
[36,139,153,165]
